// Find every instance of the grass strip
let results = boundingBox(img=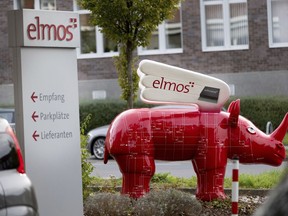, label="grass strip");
[91,168,286,192]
